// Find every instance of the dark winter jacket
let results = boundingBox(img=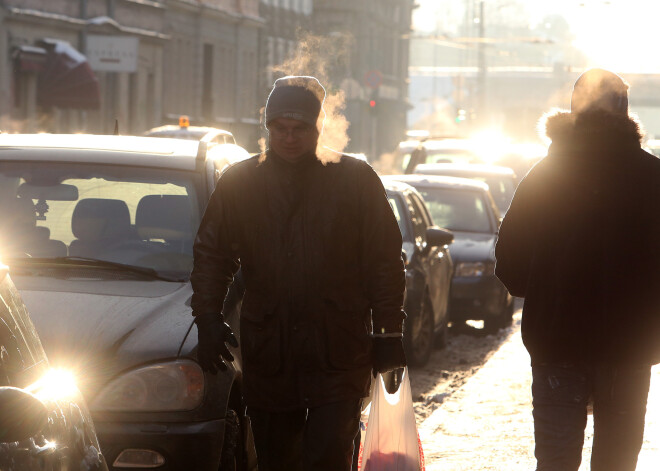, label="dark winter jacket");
[495,110,660,365]
[191,150,406,410]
